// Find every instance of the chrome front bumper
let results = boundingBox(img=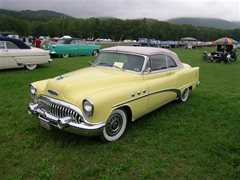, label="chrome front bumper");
[28,102,105,137]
